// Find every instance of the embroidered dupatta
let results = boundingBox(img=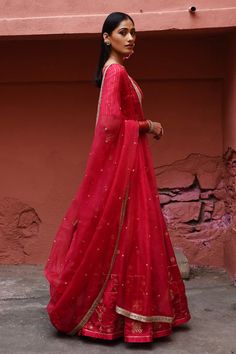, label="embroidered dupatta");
[45,63,189,334]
